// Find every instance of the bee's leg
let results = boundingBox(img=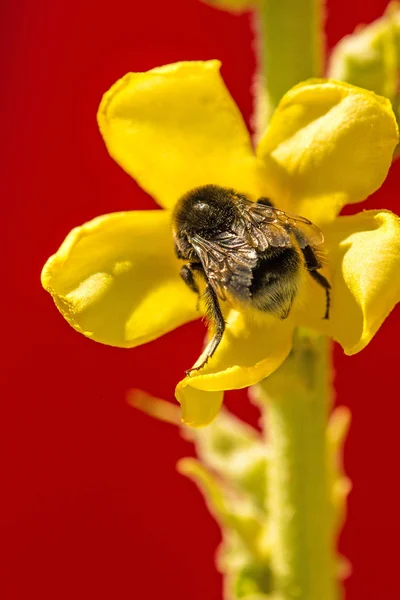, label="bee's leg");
[301,245,331,320]
[257,197,275,207]
[309,271,331,319]
[174,242,185,260]
[186,284,225,376]
[174,240,197,261]
[180,263,203,295]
